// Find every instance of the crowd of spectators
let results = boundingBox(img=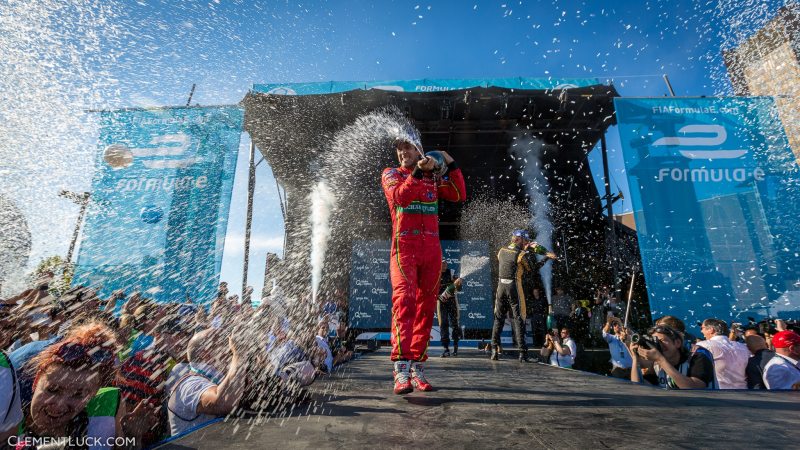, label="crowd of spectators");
[1,273,355,449]
[604,311,800,391]
[2,270,798,449]
[511,284,799,392]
